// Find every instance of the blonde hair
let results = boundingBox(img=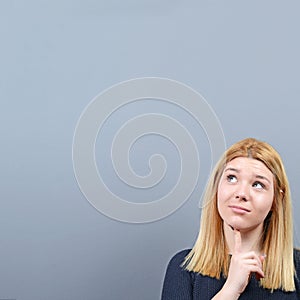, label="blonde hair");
[185,138,295,291]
